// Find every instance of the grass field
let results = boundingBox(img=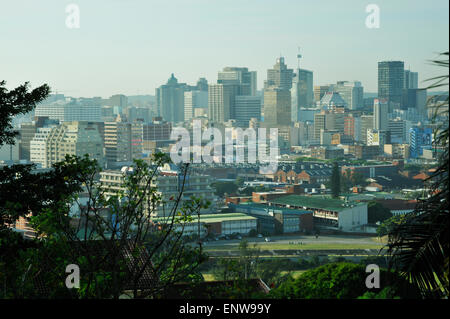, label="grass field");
[204,242,384,252]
